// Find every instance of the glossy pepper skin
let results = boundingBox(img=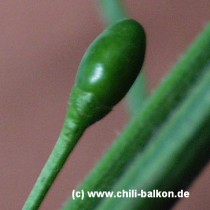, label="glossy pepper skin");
[77,18,146,106]
[70,18,146,125]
